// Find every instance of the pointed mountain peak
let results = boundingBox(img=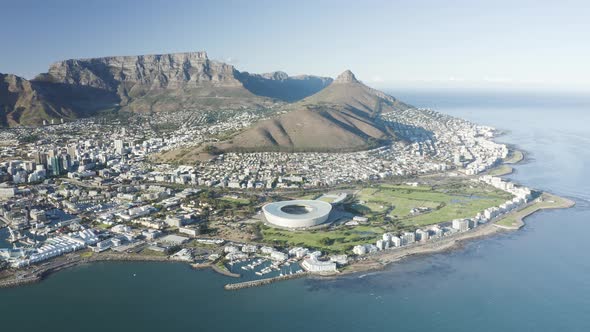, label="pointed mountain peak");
[334,70,359,84]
